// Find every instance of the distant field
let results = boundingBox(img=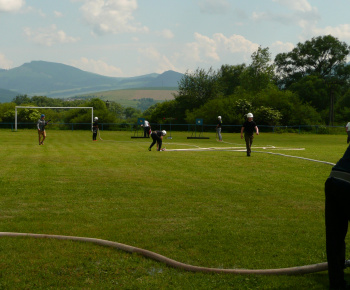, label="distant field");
[75,88,177,108]
[1,130,350,289]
